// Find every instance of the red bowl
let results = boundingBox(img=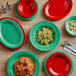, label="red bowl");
[46,52,72,76]
[44,0,73,20]
[0,17,26,51]
[17,0,37,17]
